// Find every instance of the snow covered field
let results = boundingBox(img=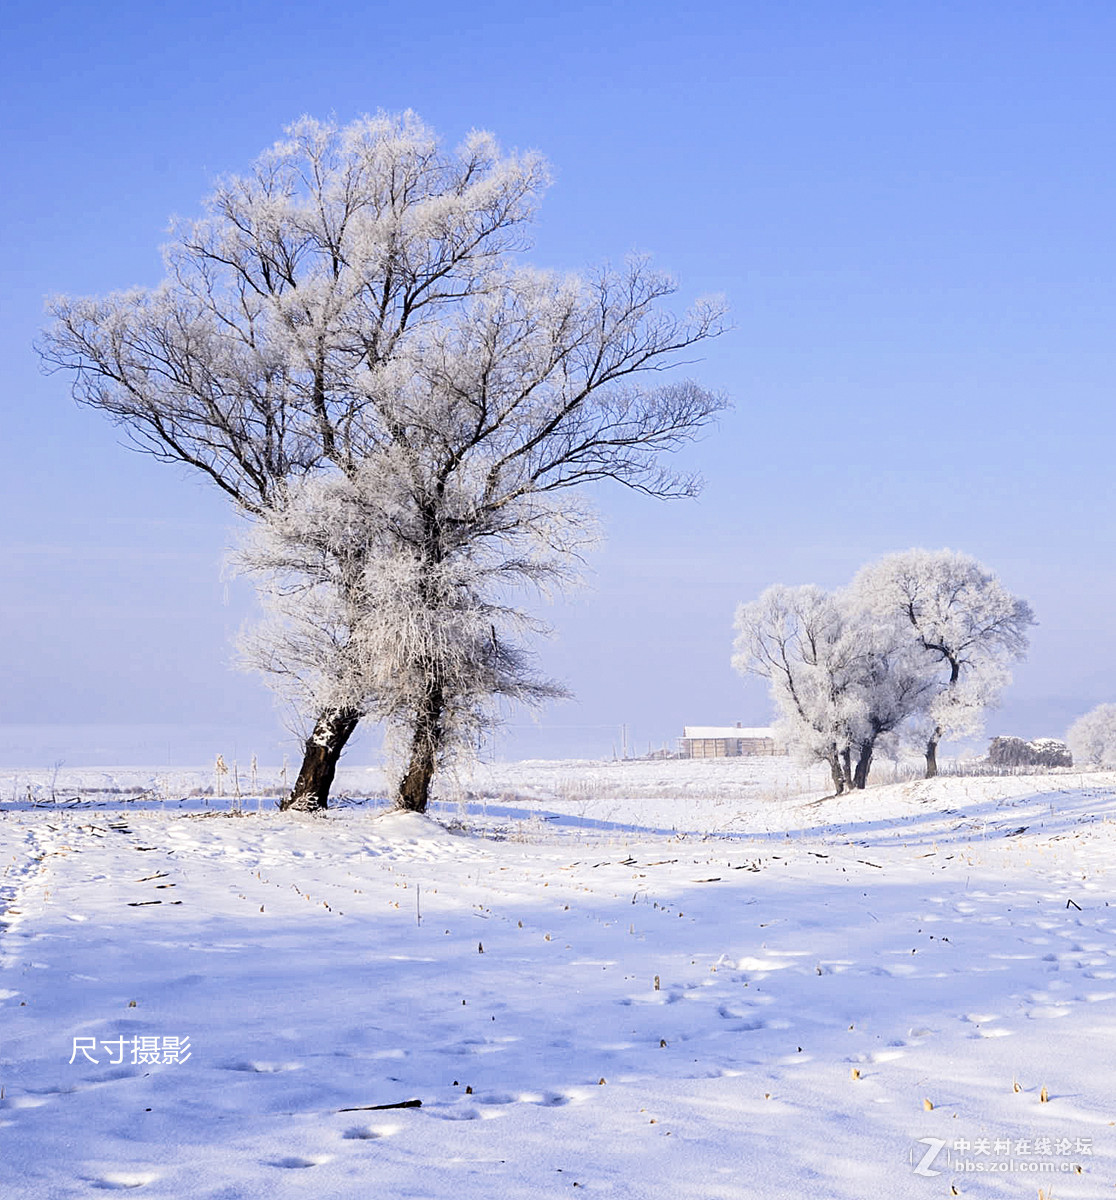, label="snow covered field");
[2,760,1114,1197]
